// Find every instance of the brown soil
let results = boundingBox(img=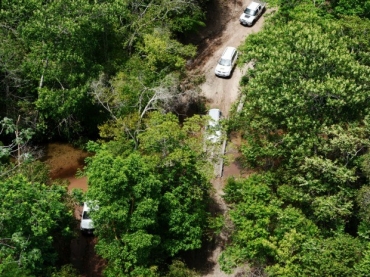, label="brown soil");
[44,143,89,179]
[190,133,255,277]
[194,0,267,117]
[70,206,106,277]
[43,143,103,276]
[223,132,254,179]
[70,235,105,277]
[192,0,269,275]
[67,176,88,192]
